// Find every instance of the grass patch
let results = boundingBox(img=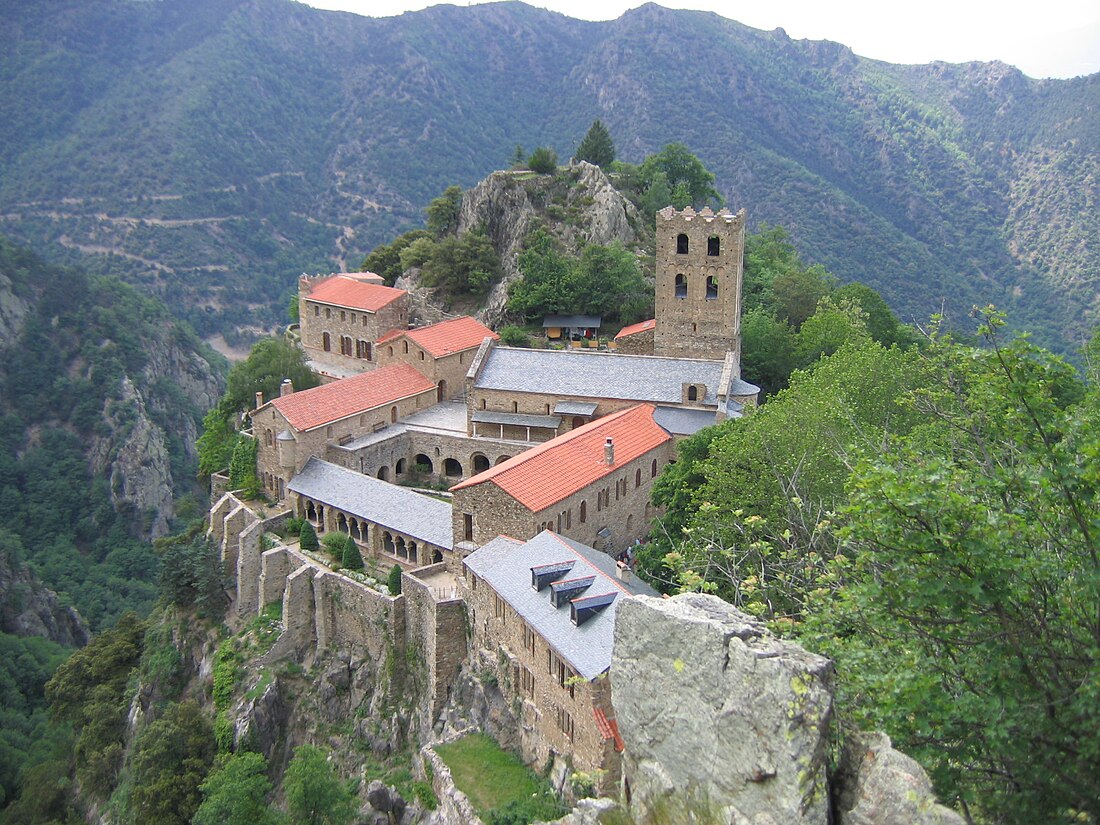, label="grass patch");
[434,734,566,824]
